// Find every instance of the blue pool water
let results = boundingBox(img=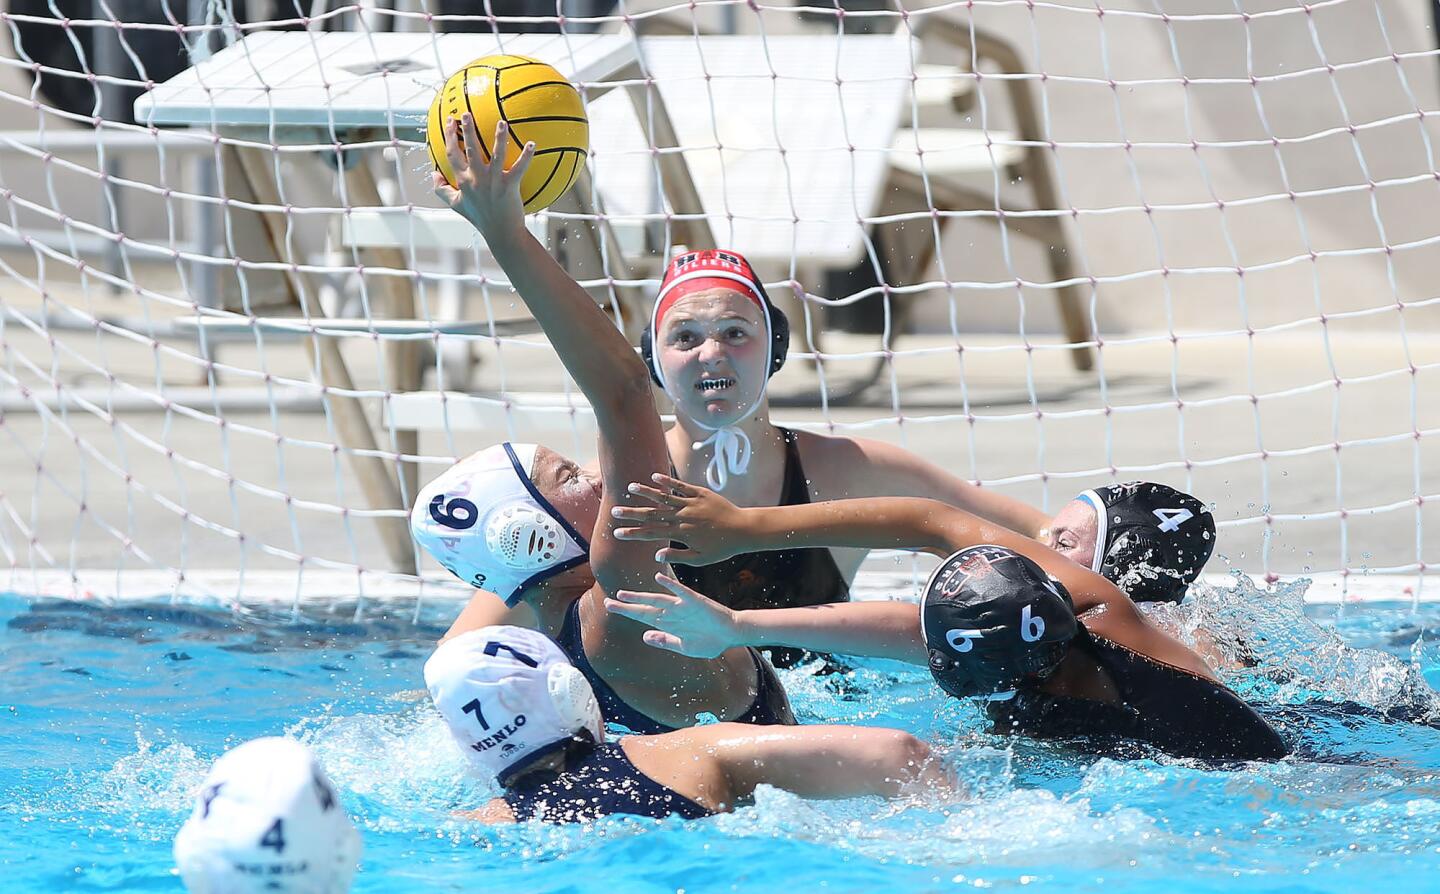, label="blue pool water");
[5,576,1440,893]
